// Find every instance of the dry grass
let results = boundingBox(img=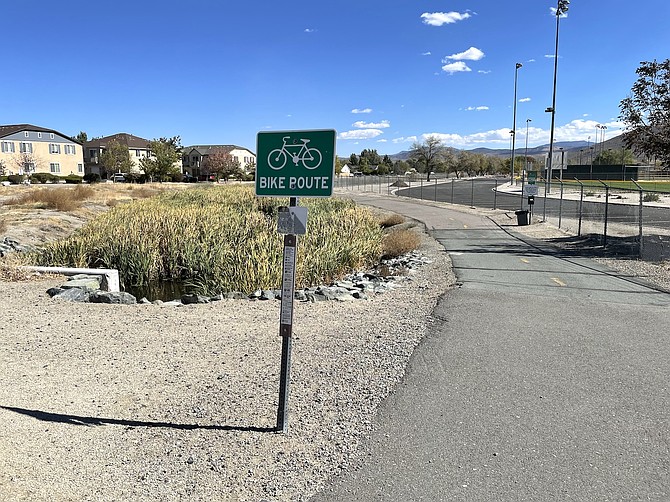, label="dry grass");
[382,228,421,259]
[5,185,95,212]
[379,214,405,228]
[0,217,7,235]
